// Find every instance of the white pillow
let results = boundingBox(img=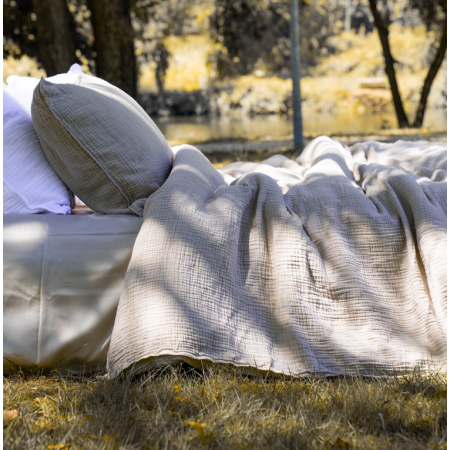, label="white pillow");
[5,63,84,116]
[5,64,87,208]
[3,88,72,214]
